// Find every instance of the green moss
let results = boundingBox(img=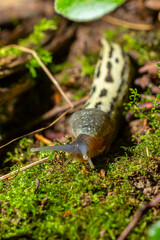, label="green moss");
[0,18,58,78]
[0,25,160,239]
[72,89,87,101]
[105,29,160,65]
[0,121,160,240]
[123,31,160,64]
[104,26,126,42]
[0,90,160,239]
[3,138,34,165]
[78,53,98,78]
[51,62,73,74]
[59,73,70,86]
